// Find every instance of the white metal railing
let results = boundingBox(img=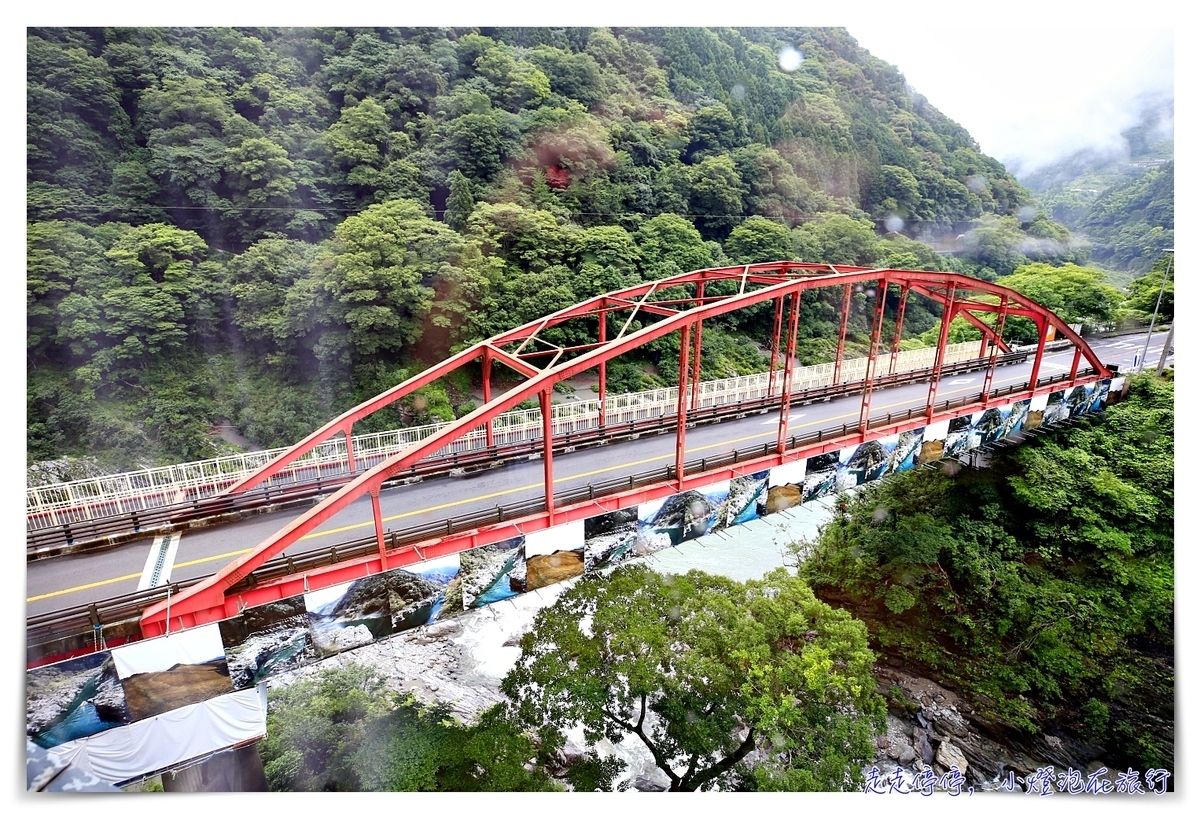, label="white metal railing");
[27,342,982,528]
